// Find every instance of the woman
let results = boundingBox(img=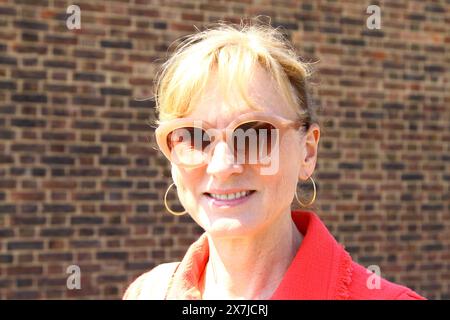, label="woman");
[123,19,425,300]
